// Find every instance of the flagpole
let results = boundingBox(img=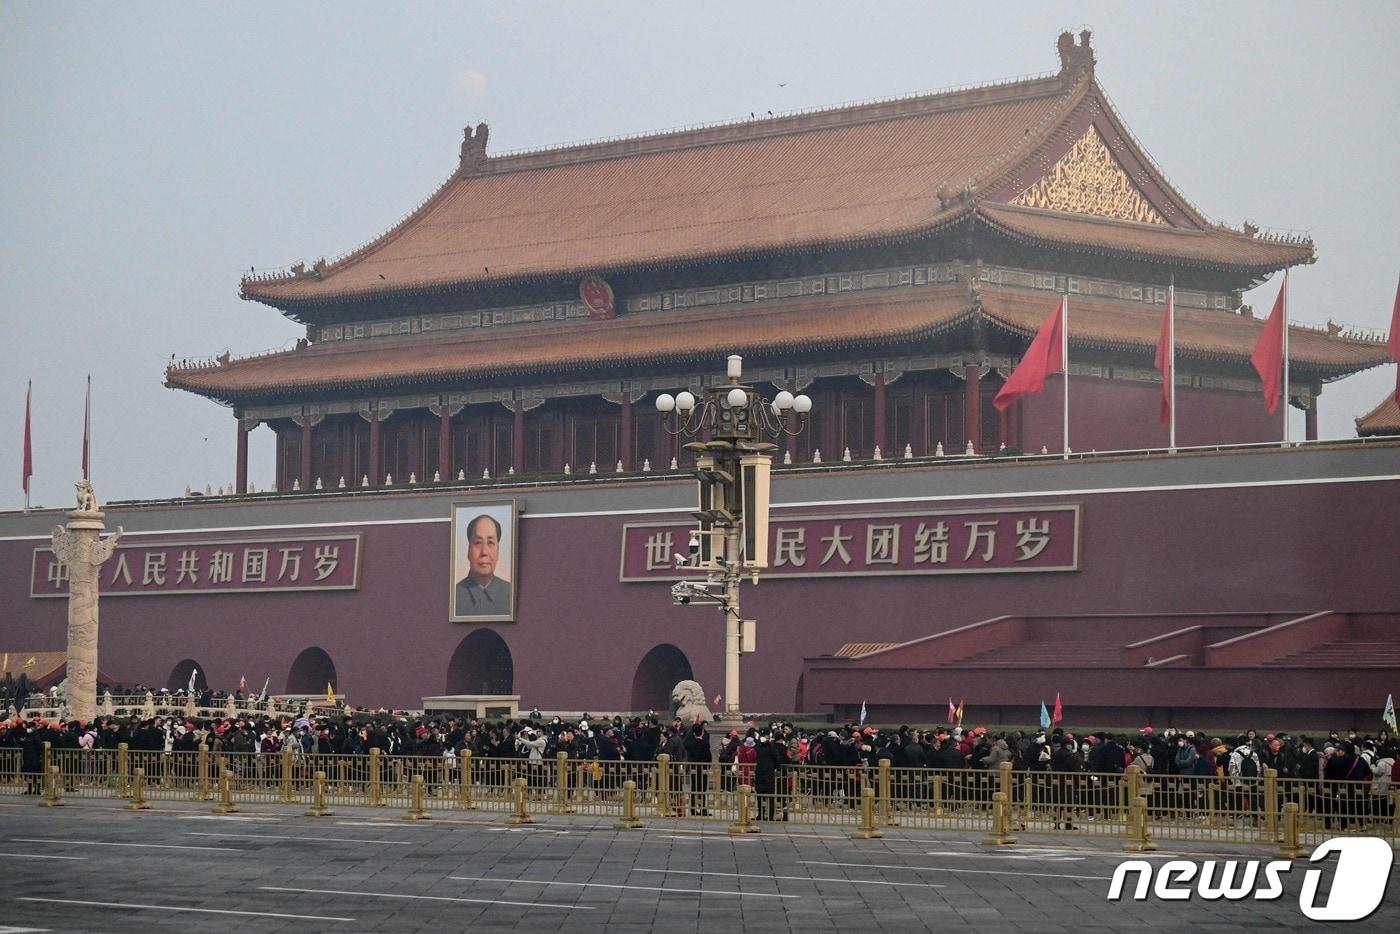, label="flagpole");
[83,374,92,481]
[22,379,32,513]
[1062,292,1070,459]
[1281,269,1290,443]
[1168,276,1177,452]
